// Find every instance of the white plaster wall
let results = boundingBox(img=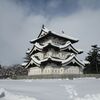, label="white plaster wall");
[59,67,65,74]
[28,67,41,76]
[28,66,83,76]
[52,67,65,74]
[43,67,53,74]
[65,66,83,74]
